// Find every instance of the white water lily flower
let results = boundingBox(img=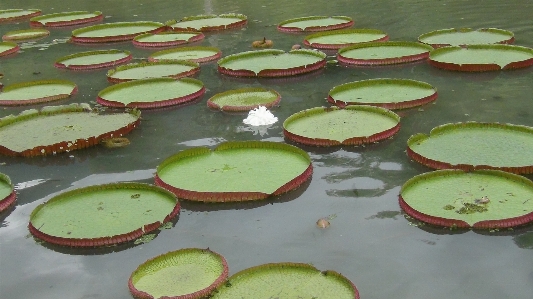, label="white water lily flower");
[243,106,278,126]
